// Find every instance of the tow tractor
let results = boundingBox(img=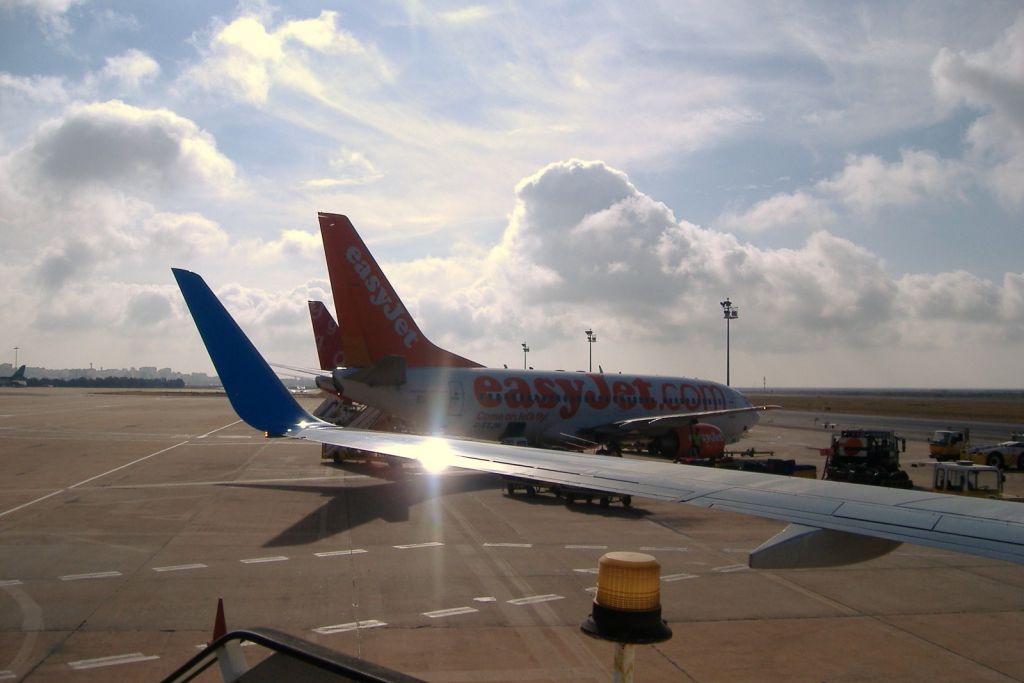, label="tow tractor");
[822,429,913,489]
